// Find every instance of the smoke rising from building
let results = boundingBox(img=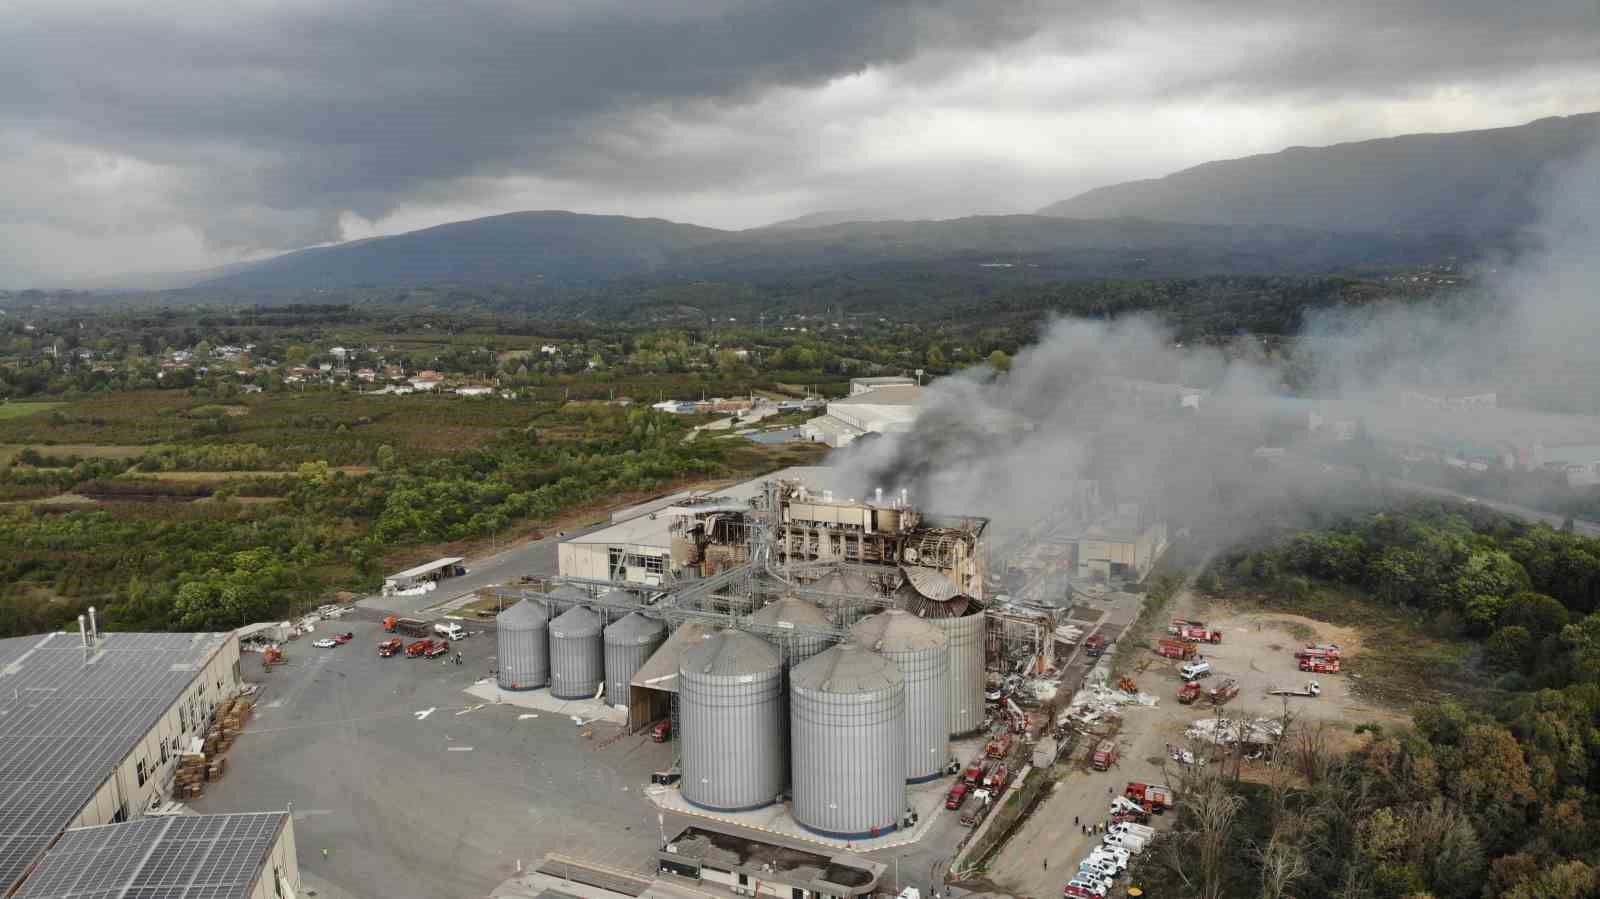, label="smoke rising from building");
[833,131,1600,547]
